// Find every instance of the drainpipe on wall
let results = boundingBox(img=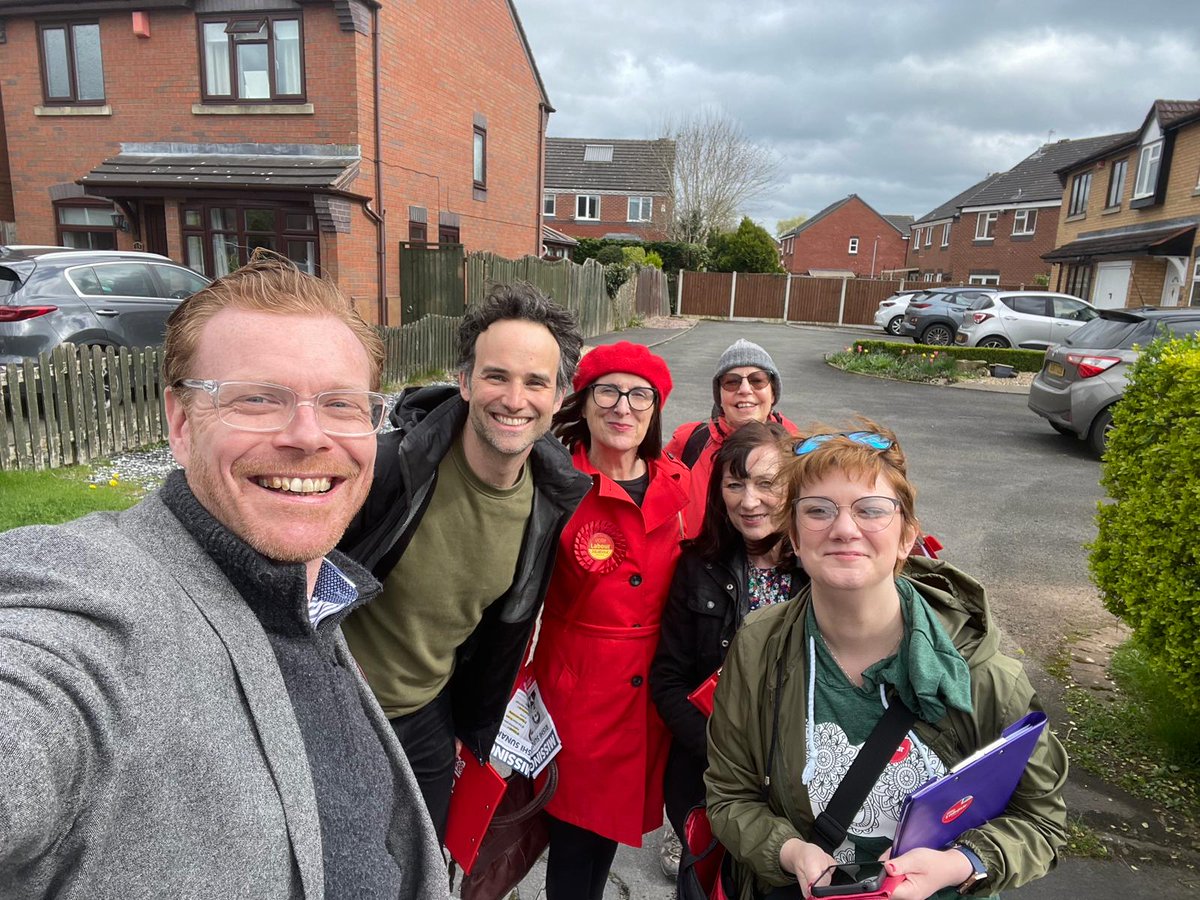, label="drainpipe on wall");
[535,103,548,259]
[371,3,387,325]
